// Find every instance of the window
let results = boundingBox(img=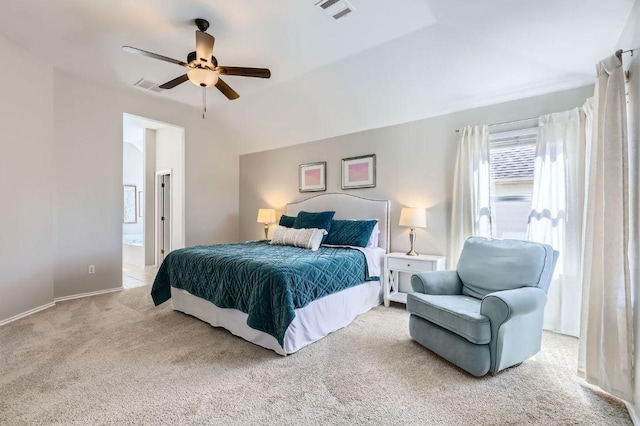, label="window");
[489,128,537,240]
